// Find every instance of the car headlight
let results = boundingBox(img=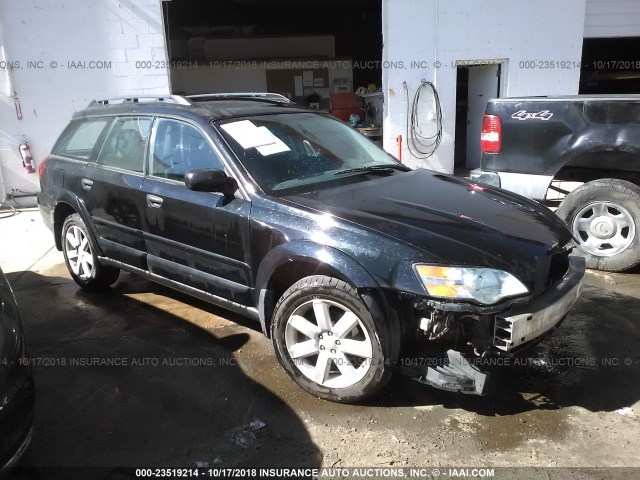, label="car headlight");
[414,265,529,305]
